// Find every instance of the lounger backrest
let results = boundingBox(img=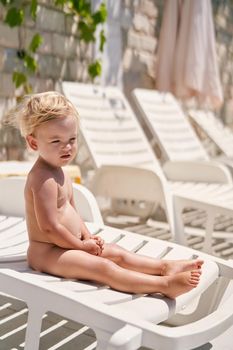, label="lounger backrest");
[62,82,164,178]
[0,177,26,217]
[189,110,233,158]
[133,89,209,162]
